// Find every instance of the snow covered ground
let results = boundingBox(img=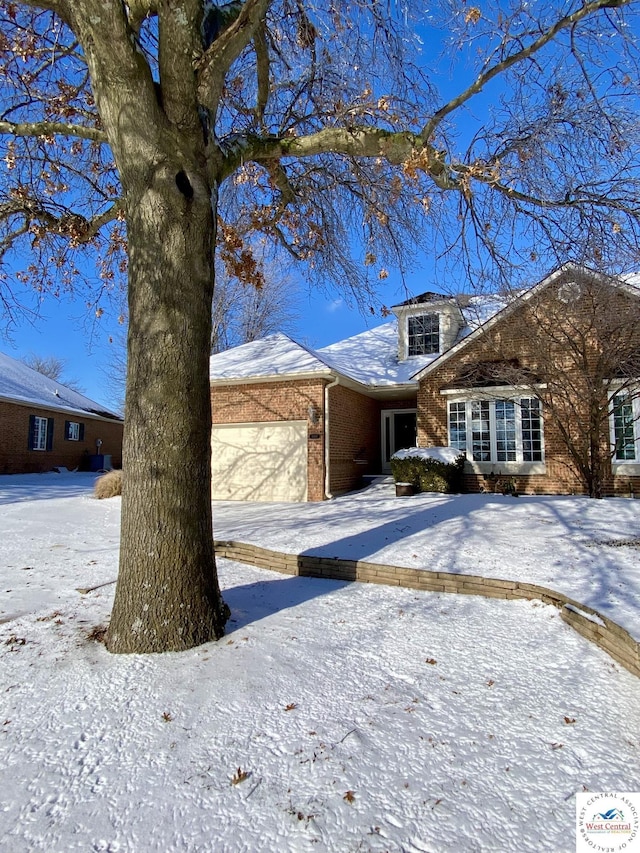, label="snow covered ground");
[1,472,639,852]
[213,481,640,638]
